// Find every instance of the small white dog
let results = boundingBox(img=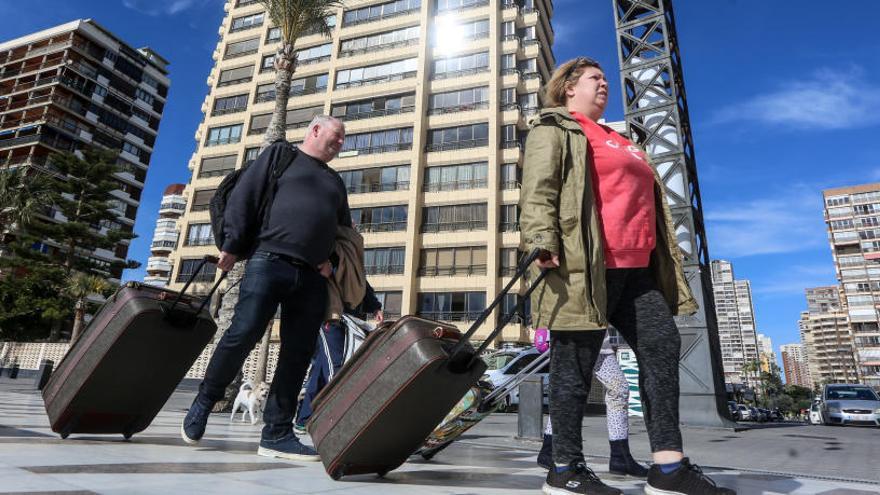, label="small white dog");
[230,380,269,425]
